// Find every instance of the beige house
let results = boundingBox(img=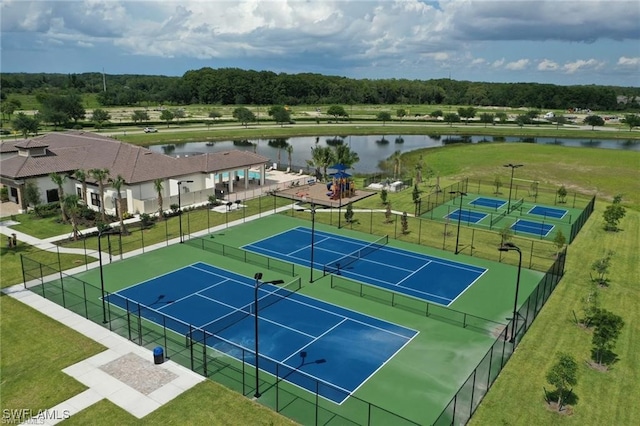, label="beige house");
[0,131,272,216]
